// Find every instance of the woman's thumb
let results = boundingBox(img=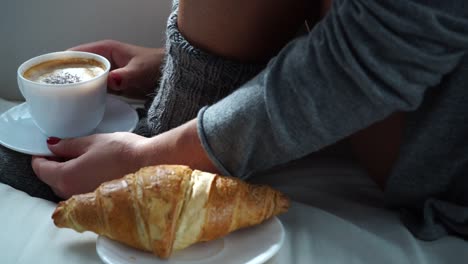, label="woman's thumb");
[108,63,138,92]
[46,137,88,158]
[108,70,125,91]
